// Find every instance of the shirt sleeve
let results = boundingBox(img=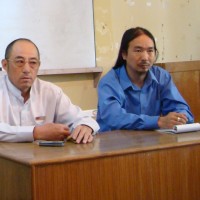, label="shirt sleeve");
[0,123,34,142]
[159,71,194,123]
[53,90,100,134]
